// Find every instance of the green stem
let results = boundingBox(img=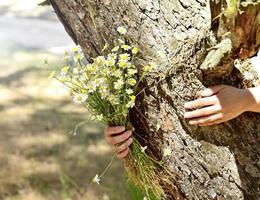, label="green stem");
[99,154,116,178]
